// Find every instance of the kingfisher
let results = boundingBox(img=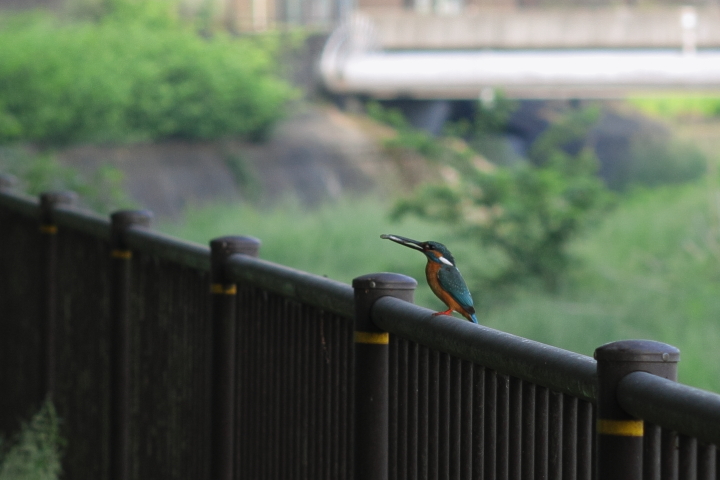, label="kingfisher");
[381,234,478,324]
